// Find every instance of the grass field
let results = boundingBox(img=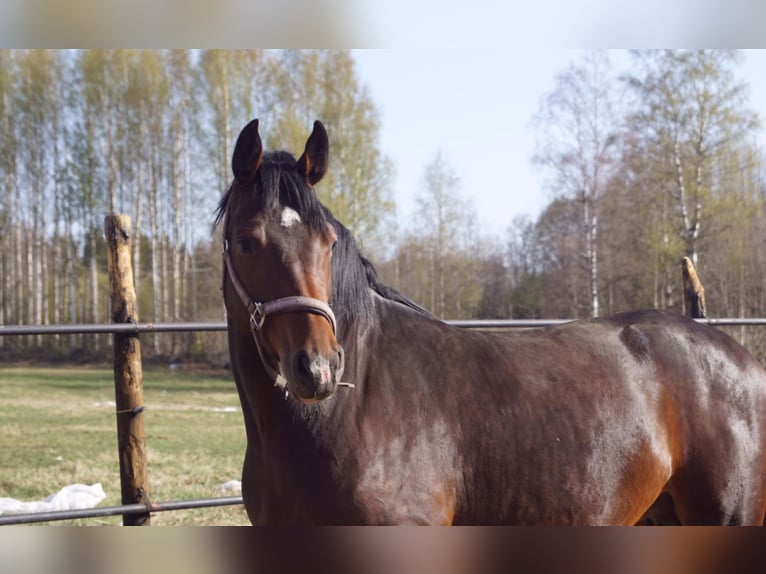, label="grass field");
[0,365,251,525]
